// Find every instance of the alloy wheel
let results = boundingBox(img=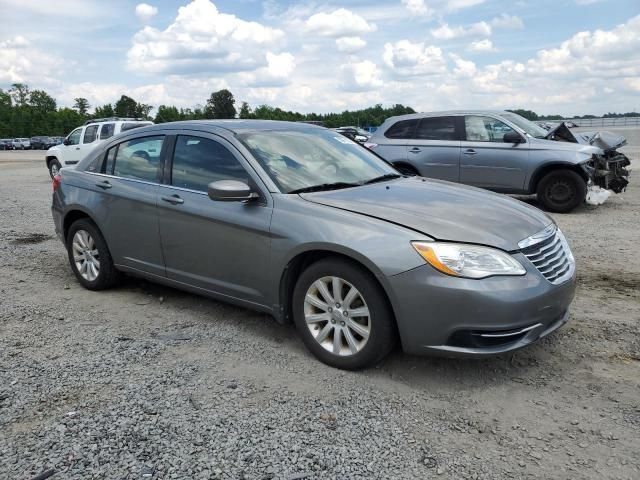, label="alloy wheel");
[304,276,371,356]
[72,229,100,281]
